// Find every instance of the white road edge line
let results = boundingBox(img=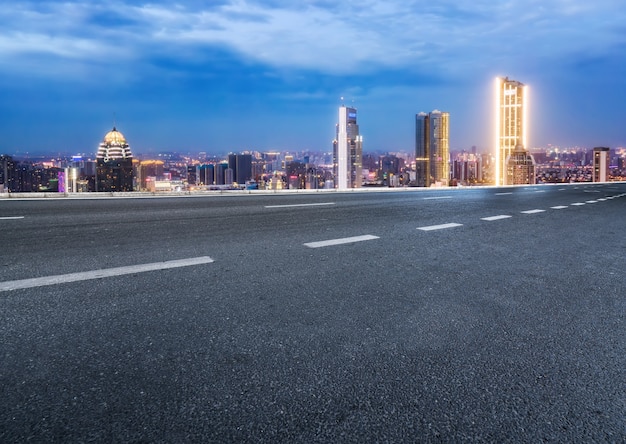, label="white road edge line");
[481,215,512,221]
[304,235,379,248]
[265,202,336,209]
[0,256,215,292]
[417,223,463,231]
[0,216,25,220]
[520,209,546,214]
